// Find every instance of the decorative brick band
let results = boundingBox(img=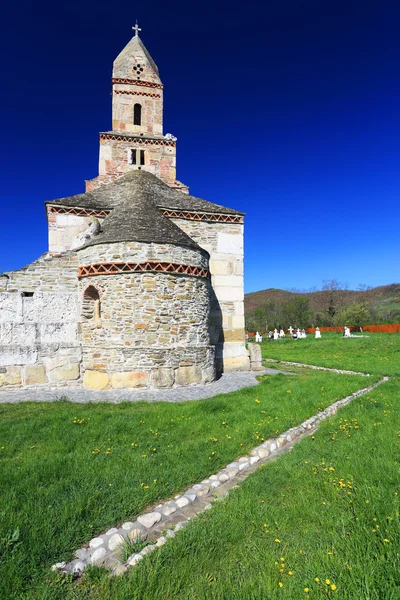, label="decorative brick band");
[114,90,161,99]
[112,78,163,89]
[100,133,175,146]
[78,261,211,279]
[48,206,110,218]
[162,209,244,224]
